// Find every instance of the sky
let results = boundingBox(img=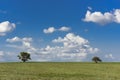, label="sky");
[0,0,120,62]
